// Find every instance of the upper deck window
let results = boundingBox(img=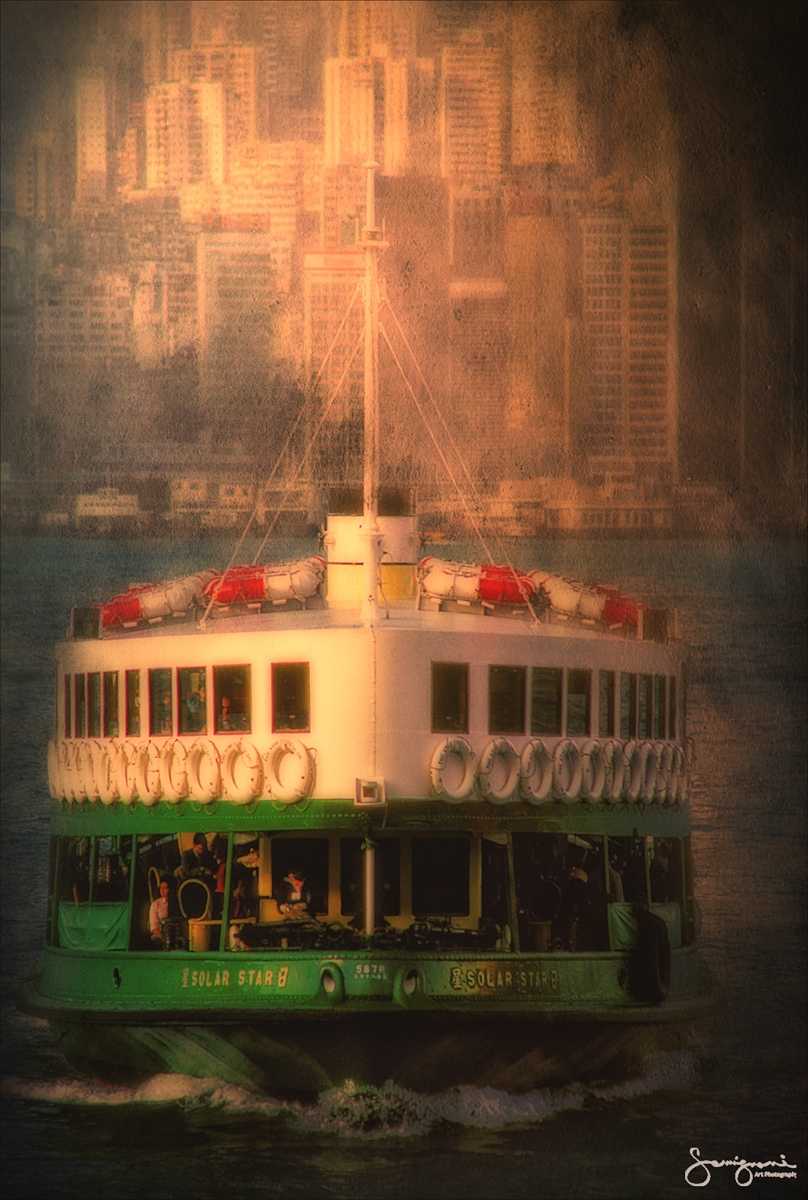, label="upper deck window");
[599,670,615,737]
[149,668,173,737]
[411,837,470,916]
[431,662,469,733]
[214,665,251,732]
[103,672,119,737]
[489,665,526,735]
[88,672,102,738]
[74,674,86,738]
[531,668,562,736]
[639,674,653,738]
[566,669,591,736]
[620,673,637,739]
[654,676,667,739]
[125,670,141,737]
[668,676,677,739]
[64,676,72,739]
[272,663,308,732]
[178,667,208,735]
